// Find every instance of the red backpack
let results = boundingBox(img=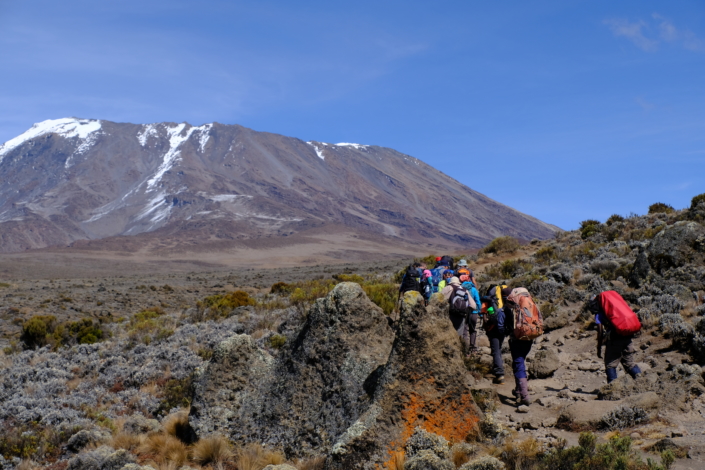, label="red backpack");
[598,291,641,336]
[507,288,544,340]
